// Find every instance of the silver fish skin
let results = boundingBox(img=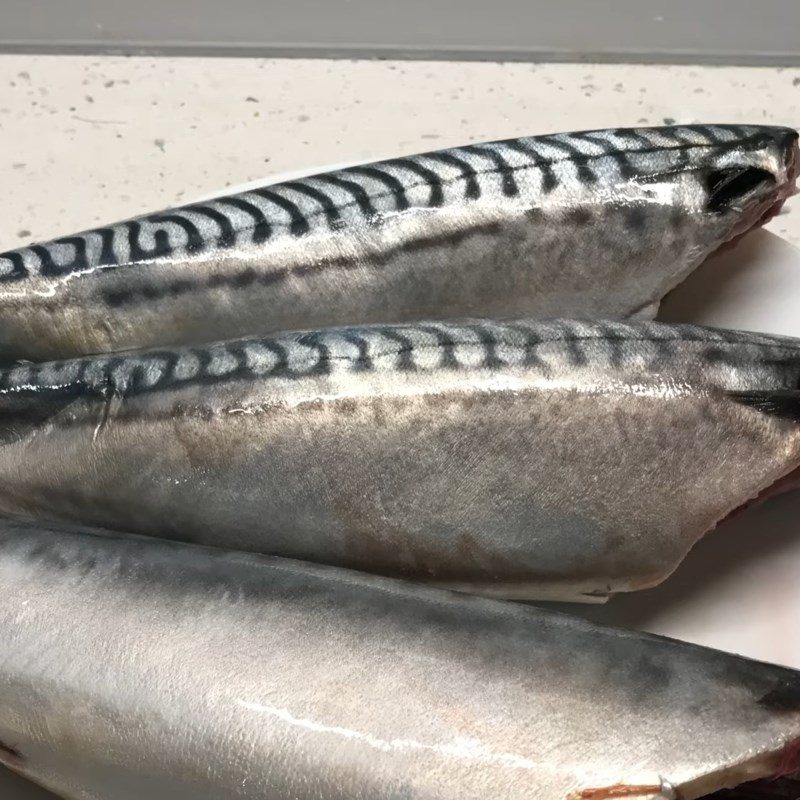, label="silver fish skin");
[3,519,800,800]
[1,318,799,601]
[0,124,796,362]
